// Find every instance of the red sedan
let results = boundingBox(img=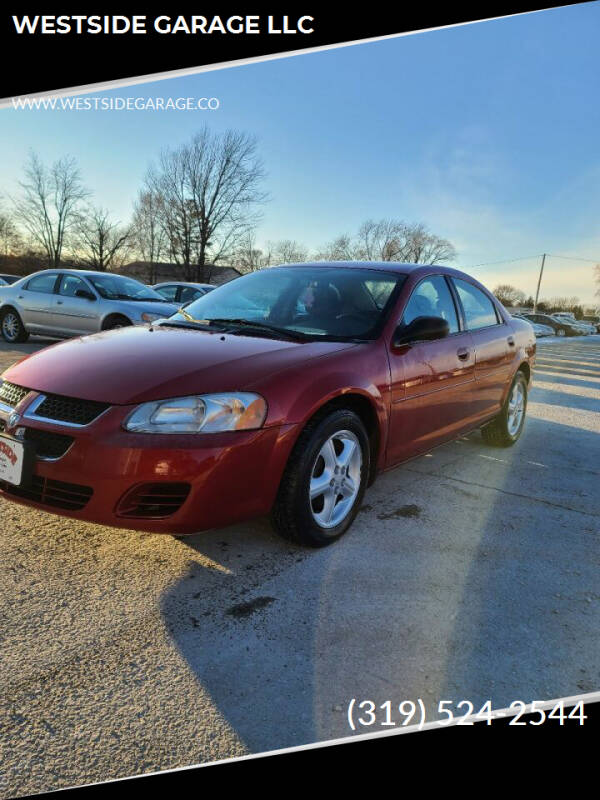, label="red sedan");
[0,262,535,546]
